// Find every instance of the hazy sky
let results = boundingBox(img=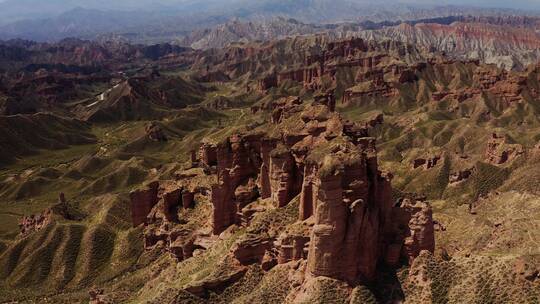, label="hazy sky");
[401,0,540,9]
[0,0,539,14]
[0,0,539,9]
